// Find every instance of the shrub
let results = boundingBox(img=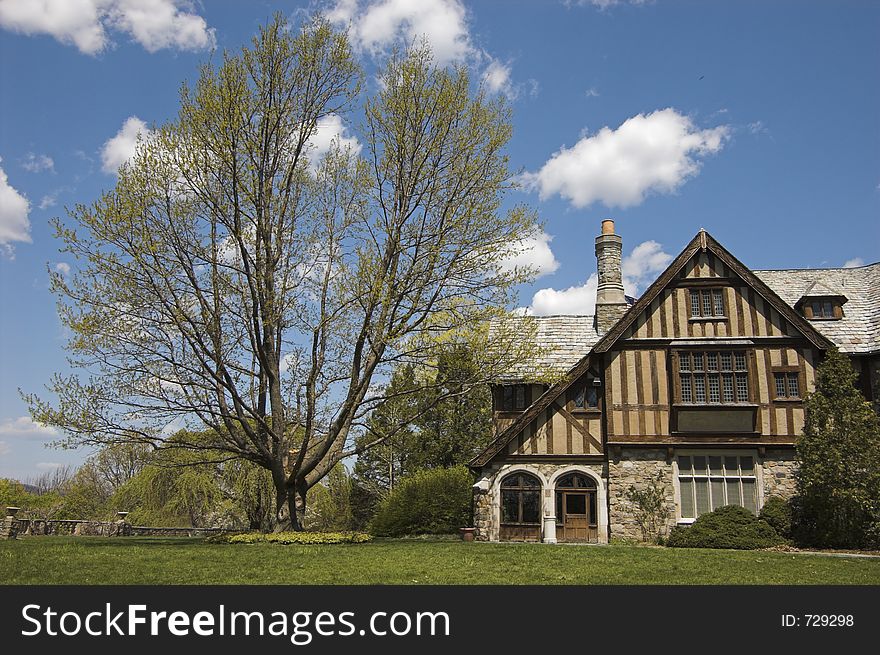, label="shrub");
[624,472,670,543]
[224,531,372,545]
[369,466,472,537]
[667,505,785,550]
[759,497,793,540]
